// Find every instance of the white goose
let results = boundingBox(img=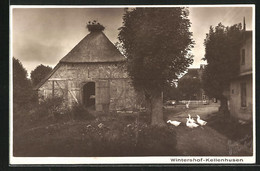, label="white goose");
[167,120,181,127]
[186,118,199,128]
[188,114,196,123]
[186,100,191,109]
[197,115,207,126]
